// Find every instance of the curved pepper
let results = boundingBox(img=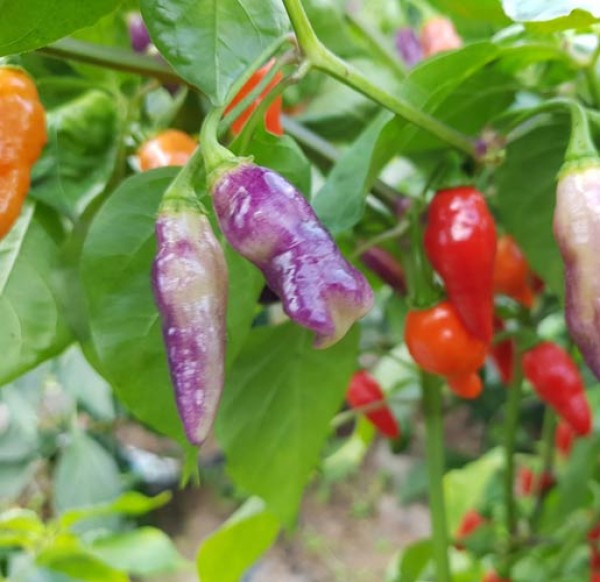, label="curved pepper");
[152,197,228,445]
[347,370,400,439]
[424,186,497,343]
[554,162,600,380]
[212,163,373,348]
[0,67,46,239]
[522,342,592,436]
[493,235,534,308]
[405,301,488,399]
